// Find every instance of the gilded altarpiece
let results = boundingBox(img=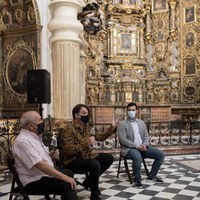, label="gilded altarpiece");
[84,0,200,122]
[0,0,41,117]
